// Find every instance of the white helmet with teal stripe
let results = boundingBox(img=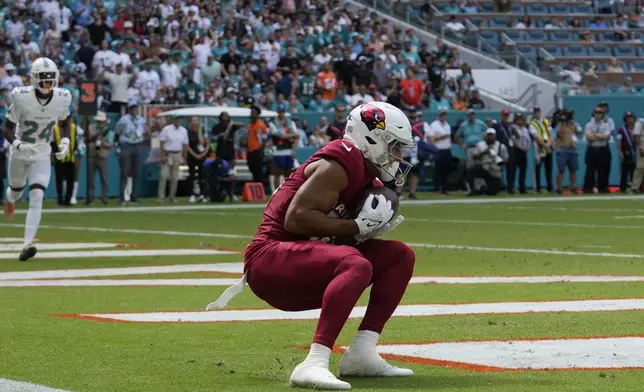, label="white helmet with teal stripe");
[30,57,59,95]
